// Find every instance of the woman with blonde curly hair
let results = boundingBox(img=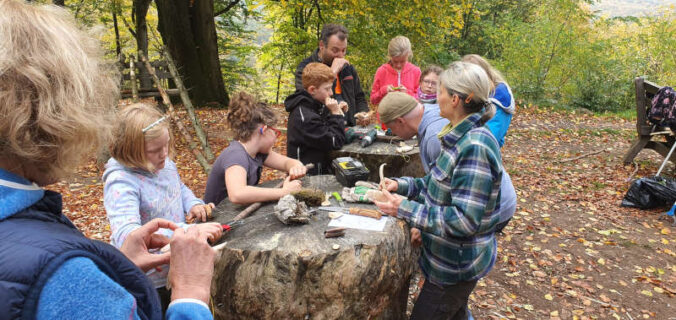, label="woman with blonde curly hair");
[0,1,215,319]
[204,91,307,206]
